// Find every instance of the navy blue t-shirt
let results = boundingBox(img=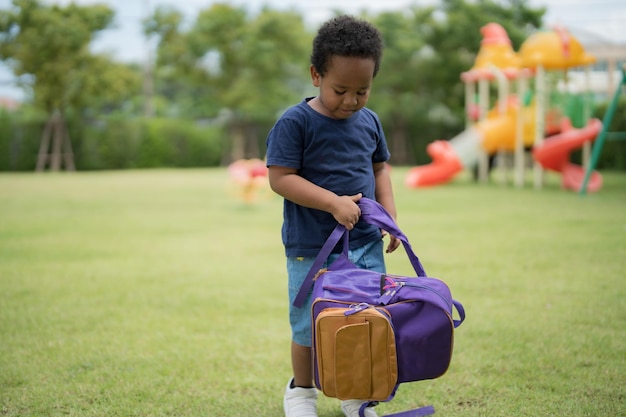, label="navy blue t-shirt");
[266,98,391,257]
